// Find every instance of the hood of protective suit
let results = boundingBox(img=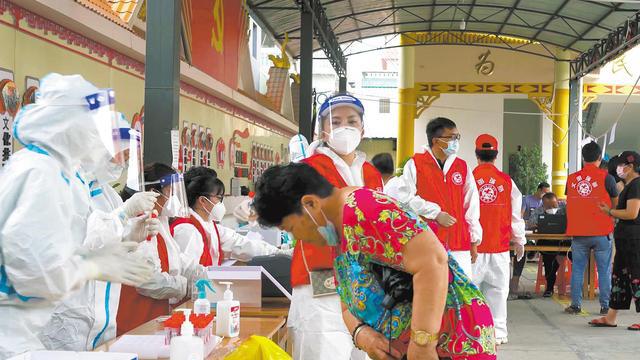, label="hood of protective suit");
[13,73,107,173]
